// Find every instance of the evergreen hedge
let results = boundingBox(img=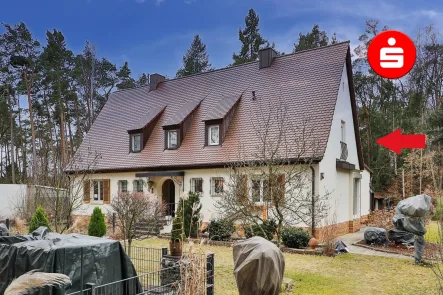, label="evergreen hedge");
[29,206,51,233]
[88,207,107,237]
